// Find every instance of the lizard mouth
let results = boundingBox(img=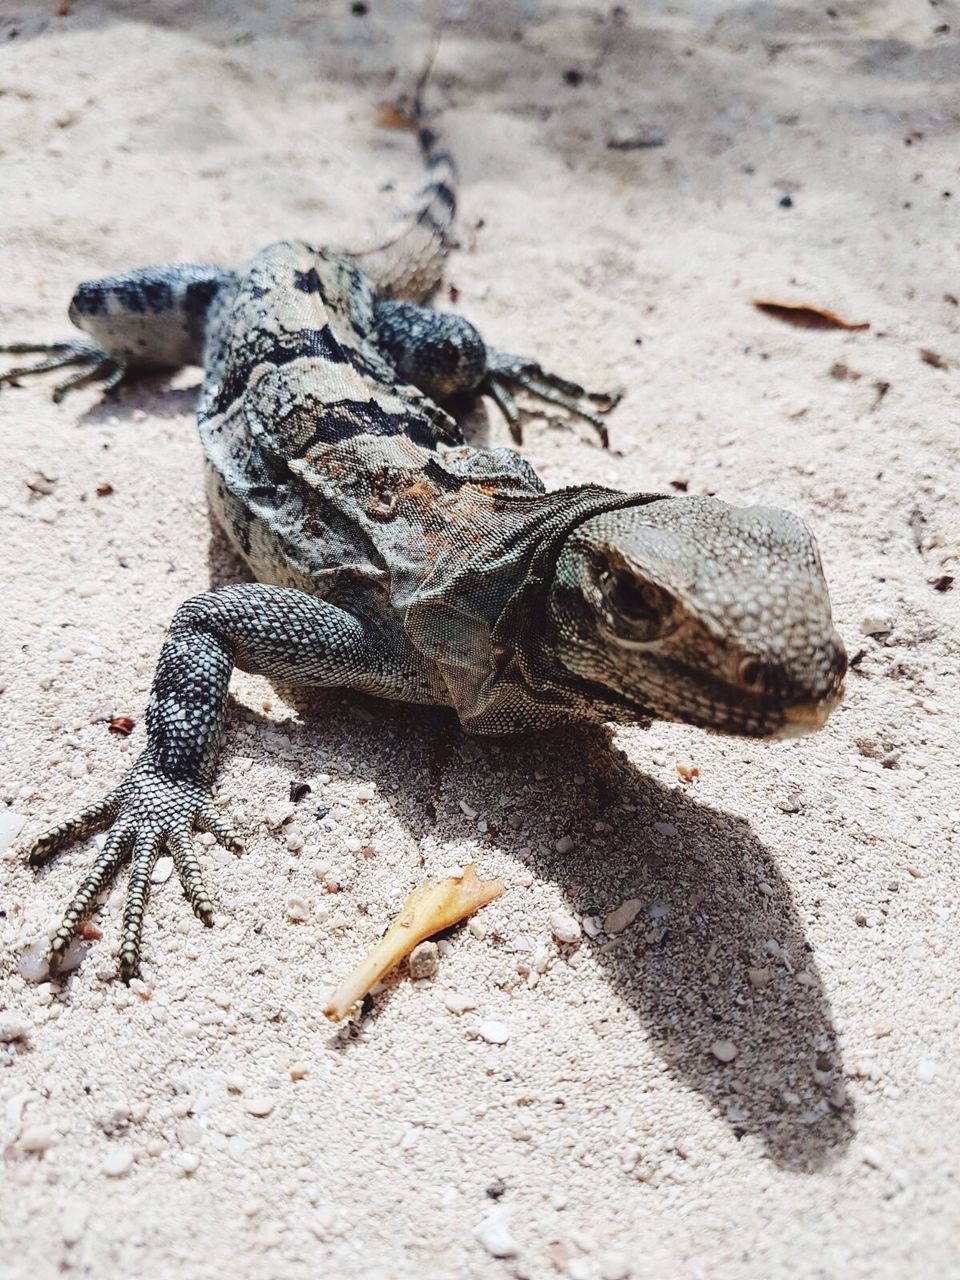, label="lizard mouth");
[774,685,844,738]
